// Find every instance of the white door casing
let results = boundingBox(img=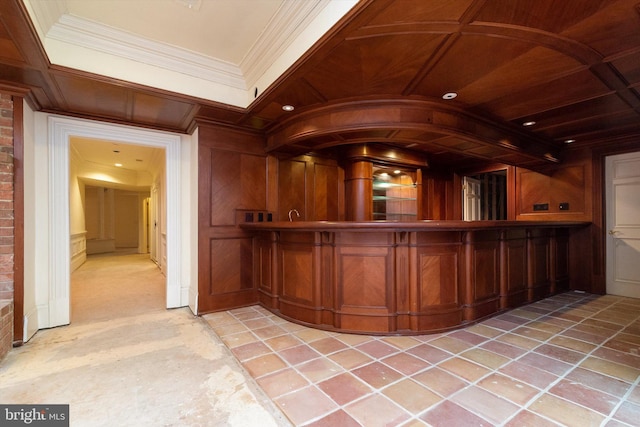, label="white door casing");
[606,151,640,298]
[45,115,184,328]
